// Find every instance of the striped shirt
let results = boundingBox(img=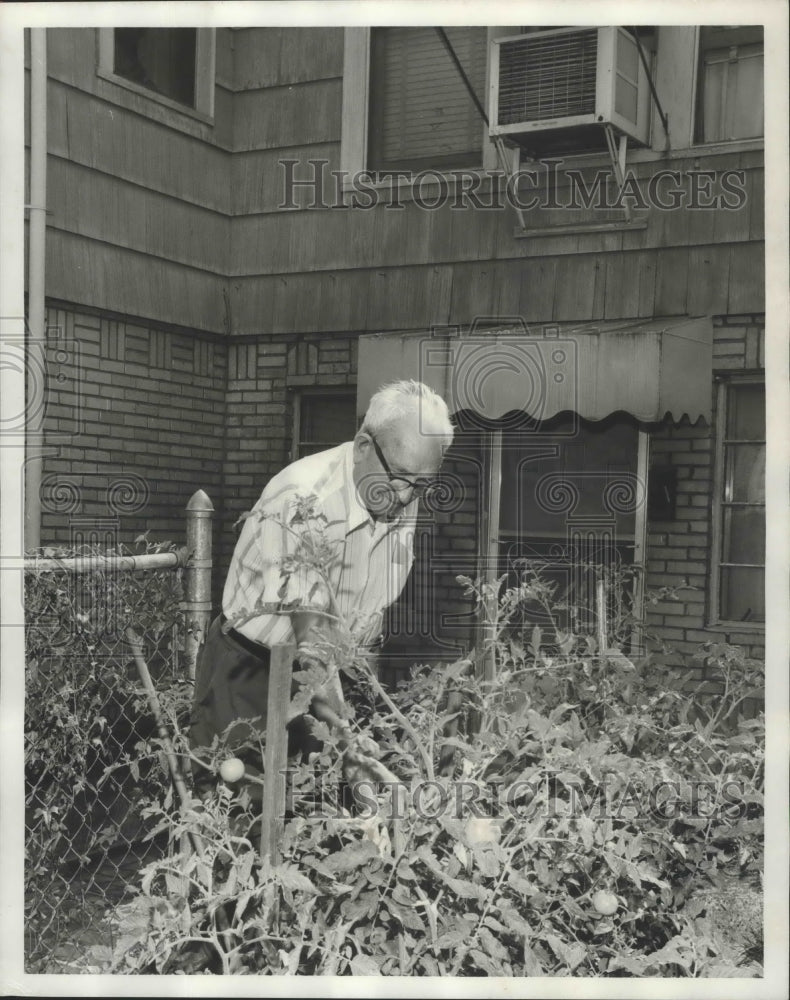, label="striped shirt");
[222,442,418,649]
